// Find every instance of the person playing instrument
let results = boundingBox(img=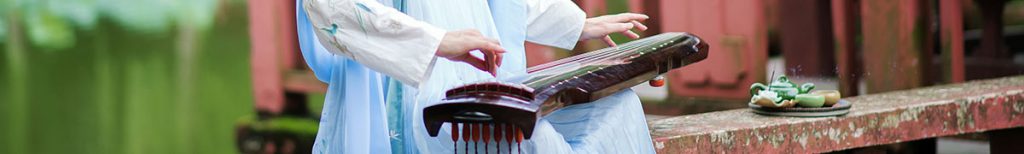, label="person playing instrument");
[297,0,653,153]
